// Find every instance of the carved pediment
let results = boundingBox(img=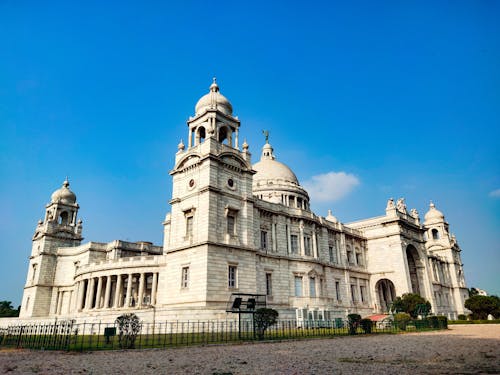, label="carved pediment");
[220,153,249,170]
[176,154,201,171]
